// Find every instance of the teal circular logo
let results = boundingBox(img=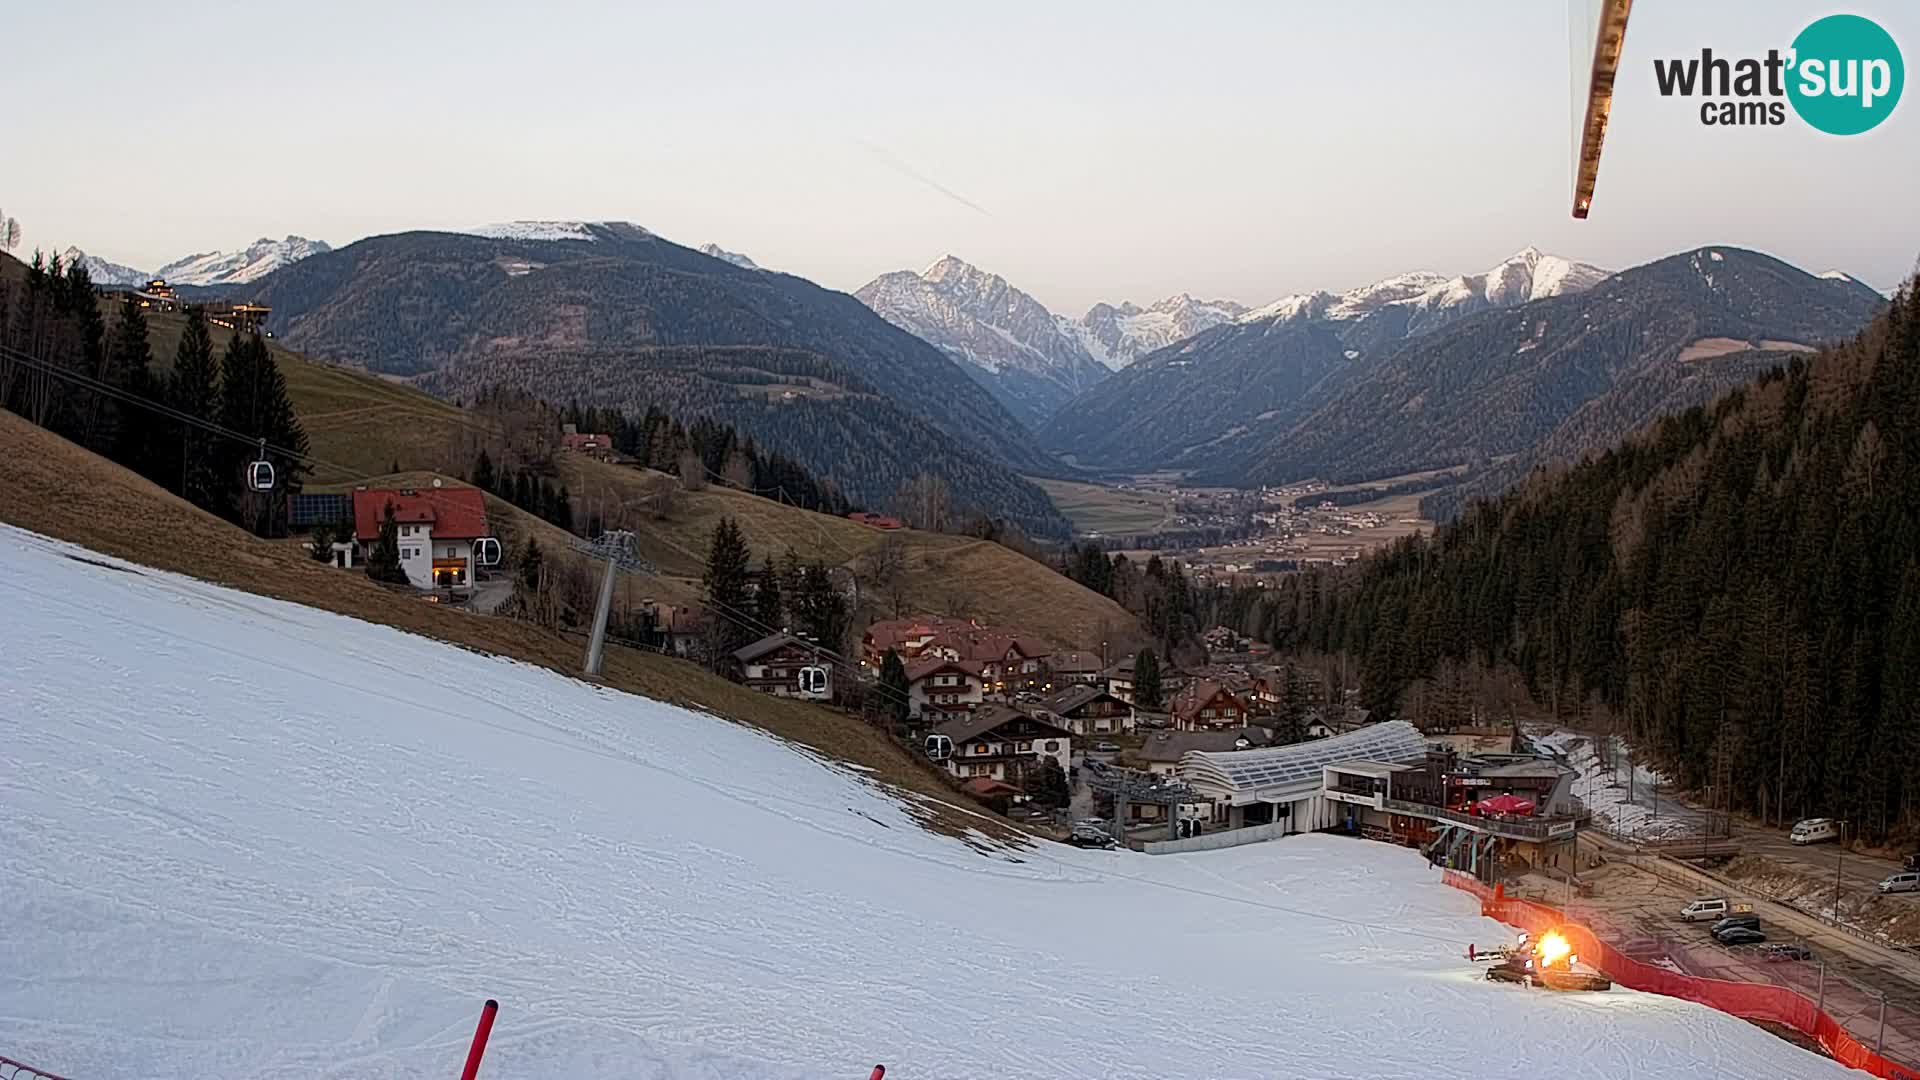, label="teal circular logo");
[1788,14,1903,135]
